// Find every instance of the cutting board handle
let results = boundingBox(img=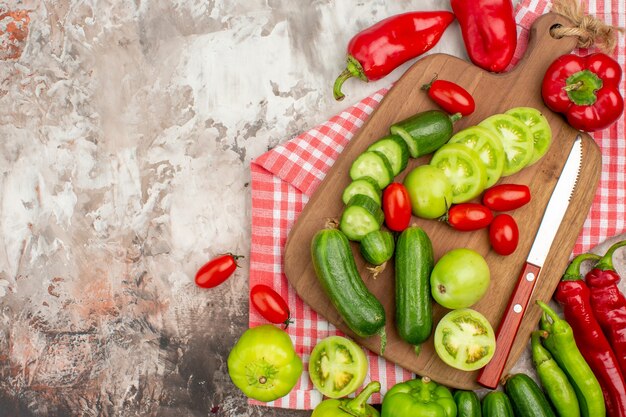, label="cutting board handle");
[510,13,578,79]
